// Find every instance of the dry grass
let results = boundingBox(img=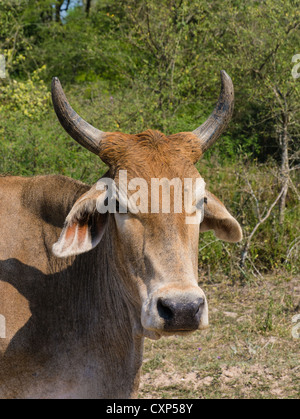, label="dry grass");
[139,274,300,399]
